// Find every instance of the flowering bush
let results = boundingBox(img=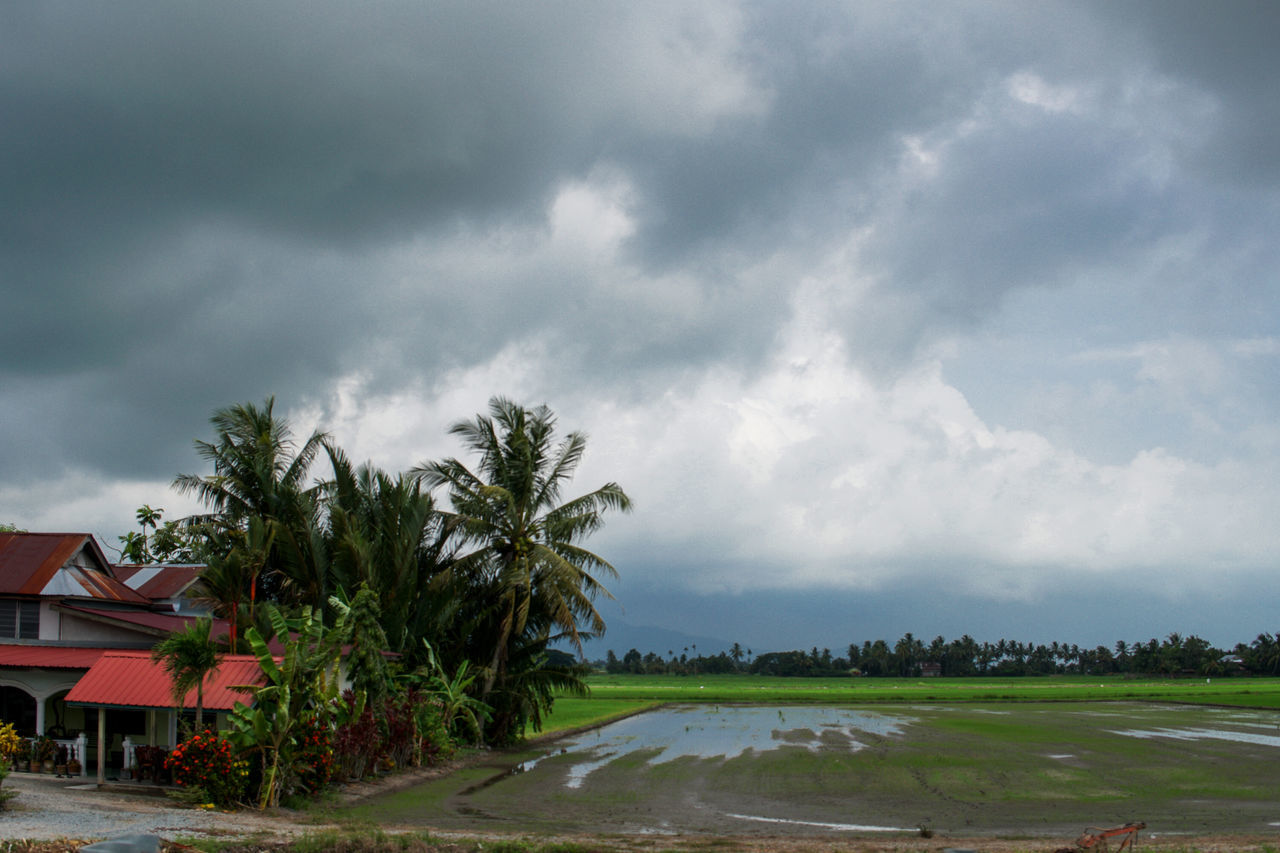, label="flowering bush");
[0,722,23,761]
[292,714,334,794]
[164,730,248,807]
